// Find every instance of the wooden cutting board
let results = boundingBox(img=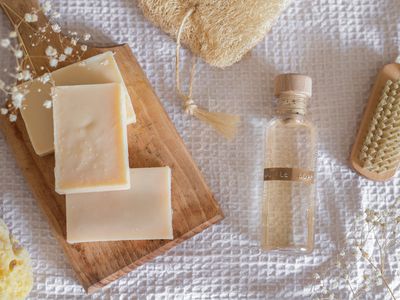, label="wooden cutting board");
[0,0,223,293]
